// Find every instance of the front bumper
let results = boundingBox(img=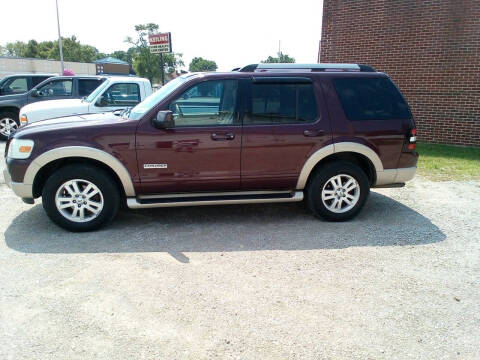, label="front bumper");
[3,168,34,200]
